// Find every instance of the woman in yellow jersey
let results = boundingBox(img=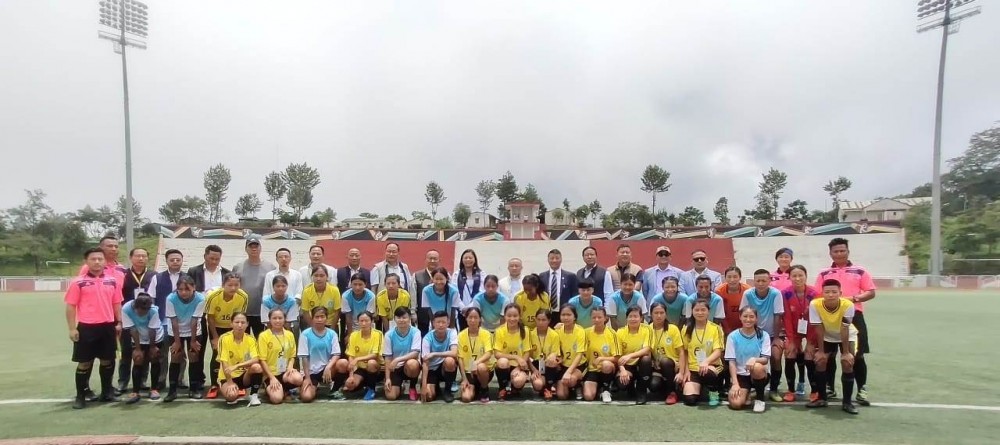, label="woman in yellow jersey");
[376,274,411,332]
[512,274,550,330]
[258,308,303,404]
[337,311,383,401]
[680,299,725,407]
[300,265,342,329]
[493,304,532,401]
[648,302,686,405]
[205,273,249,399]
[458,307,495,403]
[616,306,653,405]
[529,309,561,400]
[217,312,264,407]
[584,307,620,403]
[555,304,587,401]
